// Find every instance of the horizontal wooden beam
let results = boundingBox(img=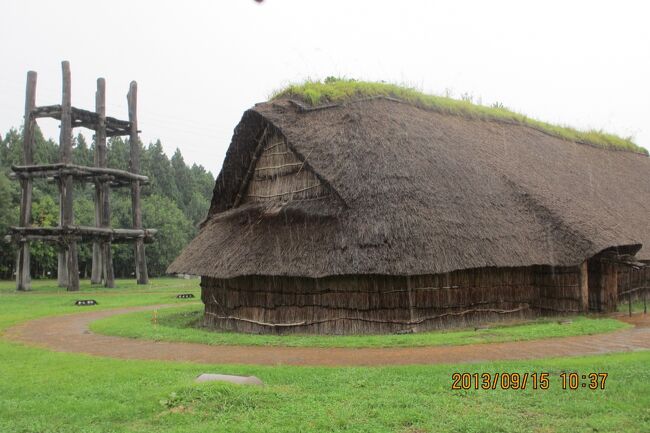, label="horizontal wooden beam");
[42,176,135,188]
[4,234,81,244]
[31,105,136,136]
[9,171,140,188]
[4,234,150,245]
[11,163,149,184]
[7,226,157,244]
